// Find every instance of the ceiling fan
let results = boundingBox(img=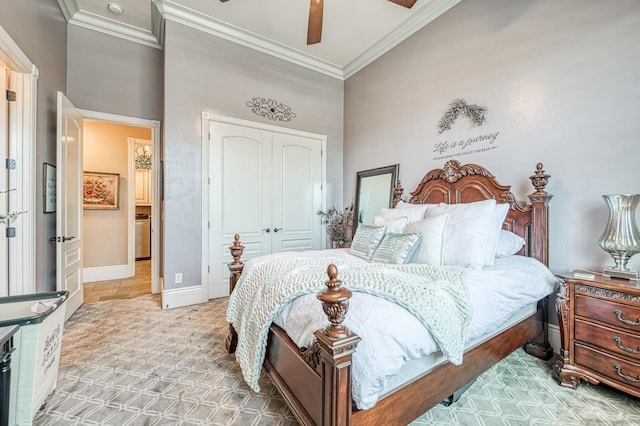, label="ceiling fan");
[219,0,418,45]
